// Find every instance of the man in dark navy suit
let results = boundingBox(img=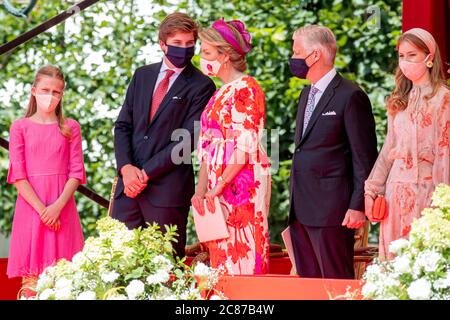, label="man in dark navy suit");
[288,25,378,279]
[113,13,216,258]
